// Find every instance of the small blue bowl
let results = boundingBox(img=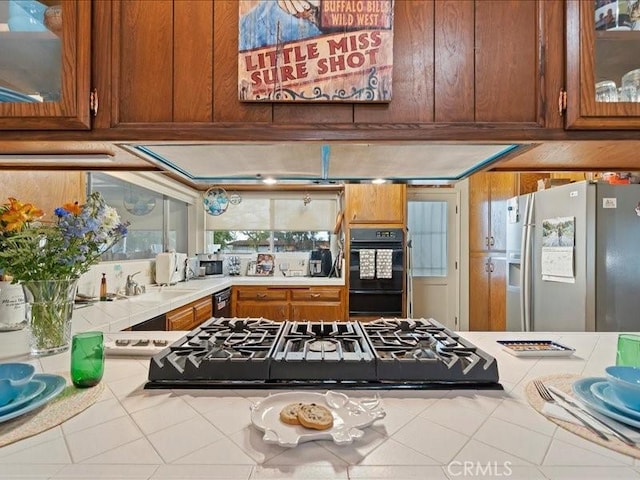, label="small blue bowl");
[605,365,640,411]
[0,363,36,407]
